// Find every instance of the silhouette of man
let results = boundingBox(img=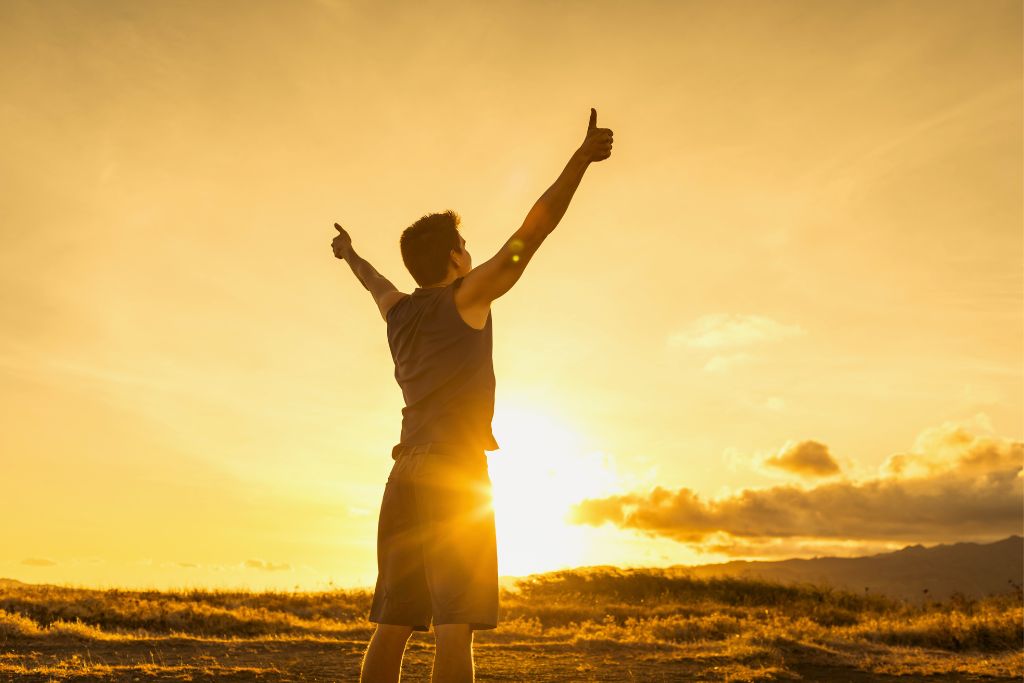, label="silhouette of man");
[332,108,613,683]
